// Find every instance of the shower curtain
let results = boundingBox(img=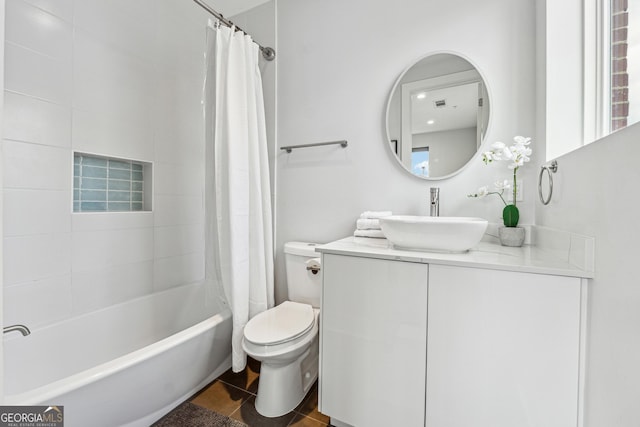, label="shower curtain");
[204,21,274,372]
